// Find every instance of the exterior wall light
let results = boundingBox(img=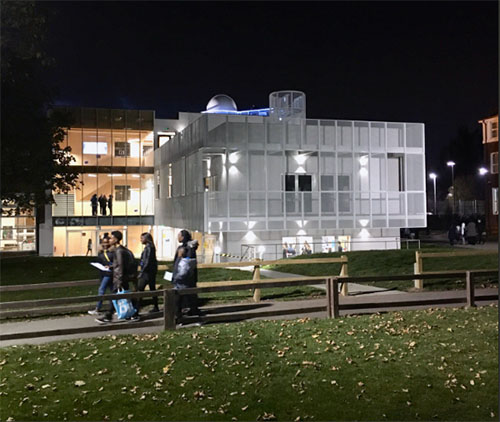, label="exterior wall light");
[479,167,488,176]
[358,155,369,166]
[359,219,369,227]
[229,152,239,164]
[295,154,308,166]
[214,246,222,254]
